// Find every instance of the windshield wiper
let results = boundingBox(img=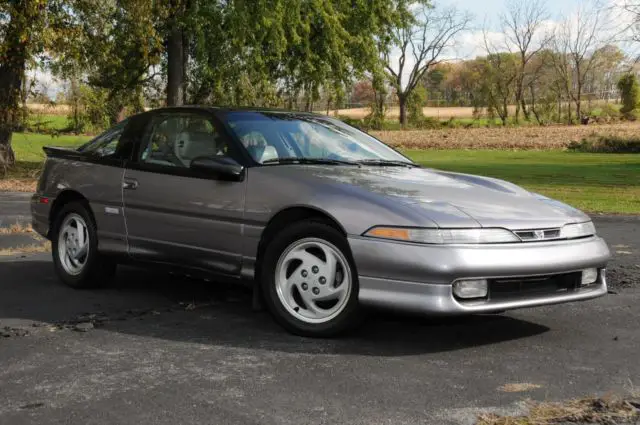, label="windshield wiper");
[262,157,361,166]
[356,159,419,168]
